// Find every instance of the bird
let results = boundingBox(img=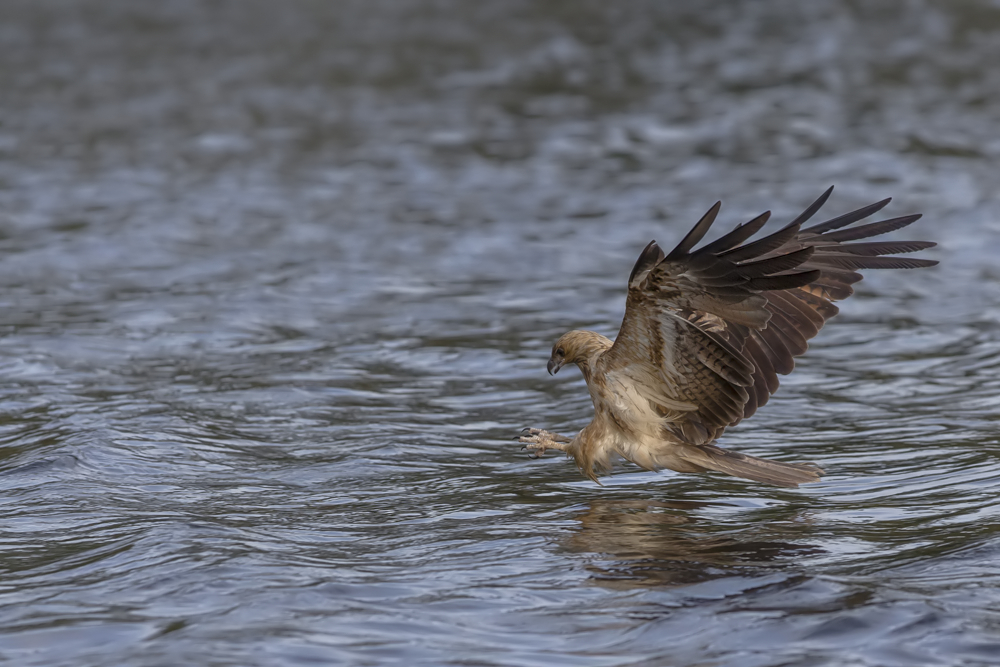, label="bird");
[517,187,938,487]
